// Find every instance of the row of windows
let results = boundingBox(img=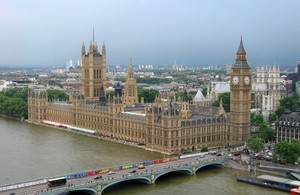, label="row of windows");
[149,134,226,147]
